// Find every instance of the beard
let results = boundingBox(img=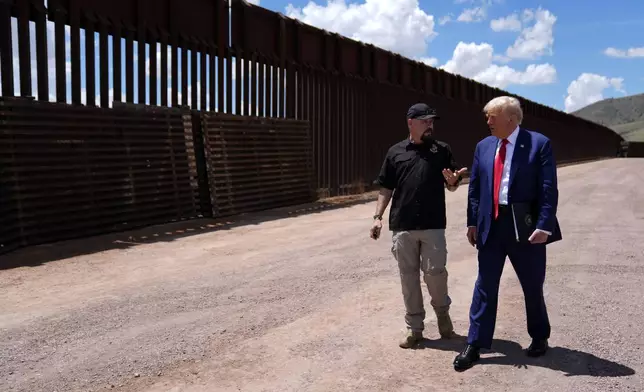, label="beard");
[420,128,433,143]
